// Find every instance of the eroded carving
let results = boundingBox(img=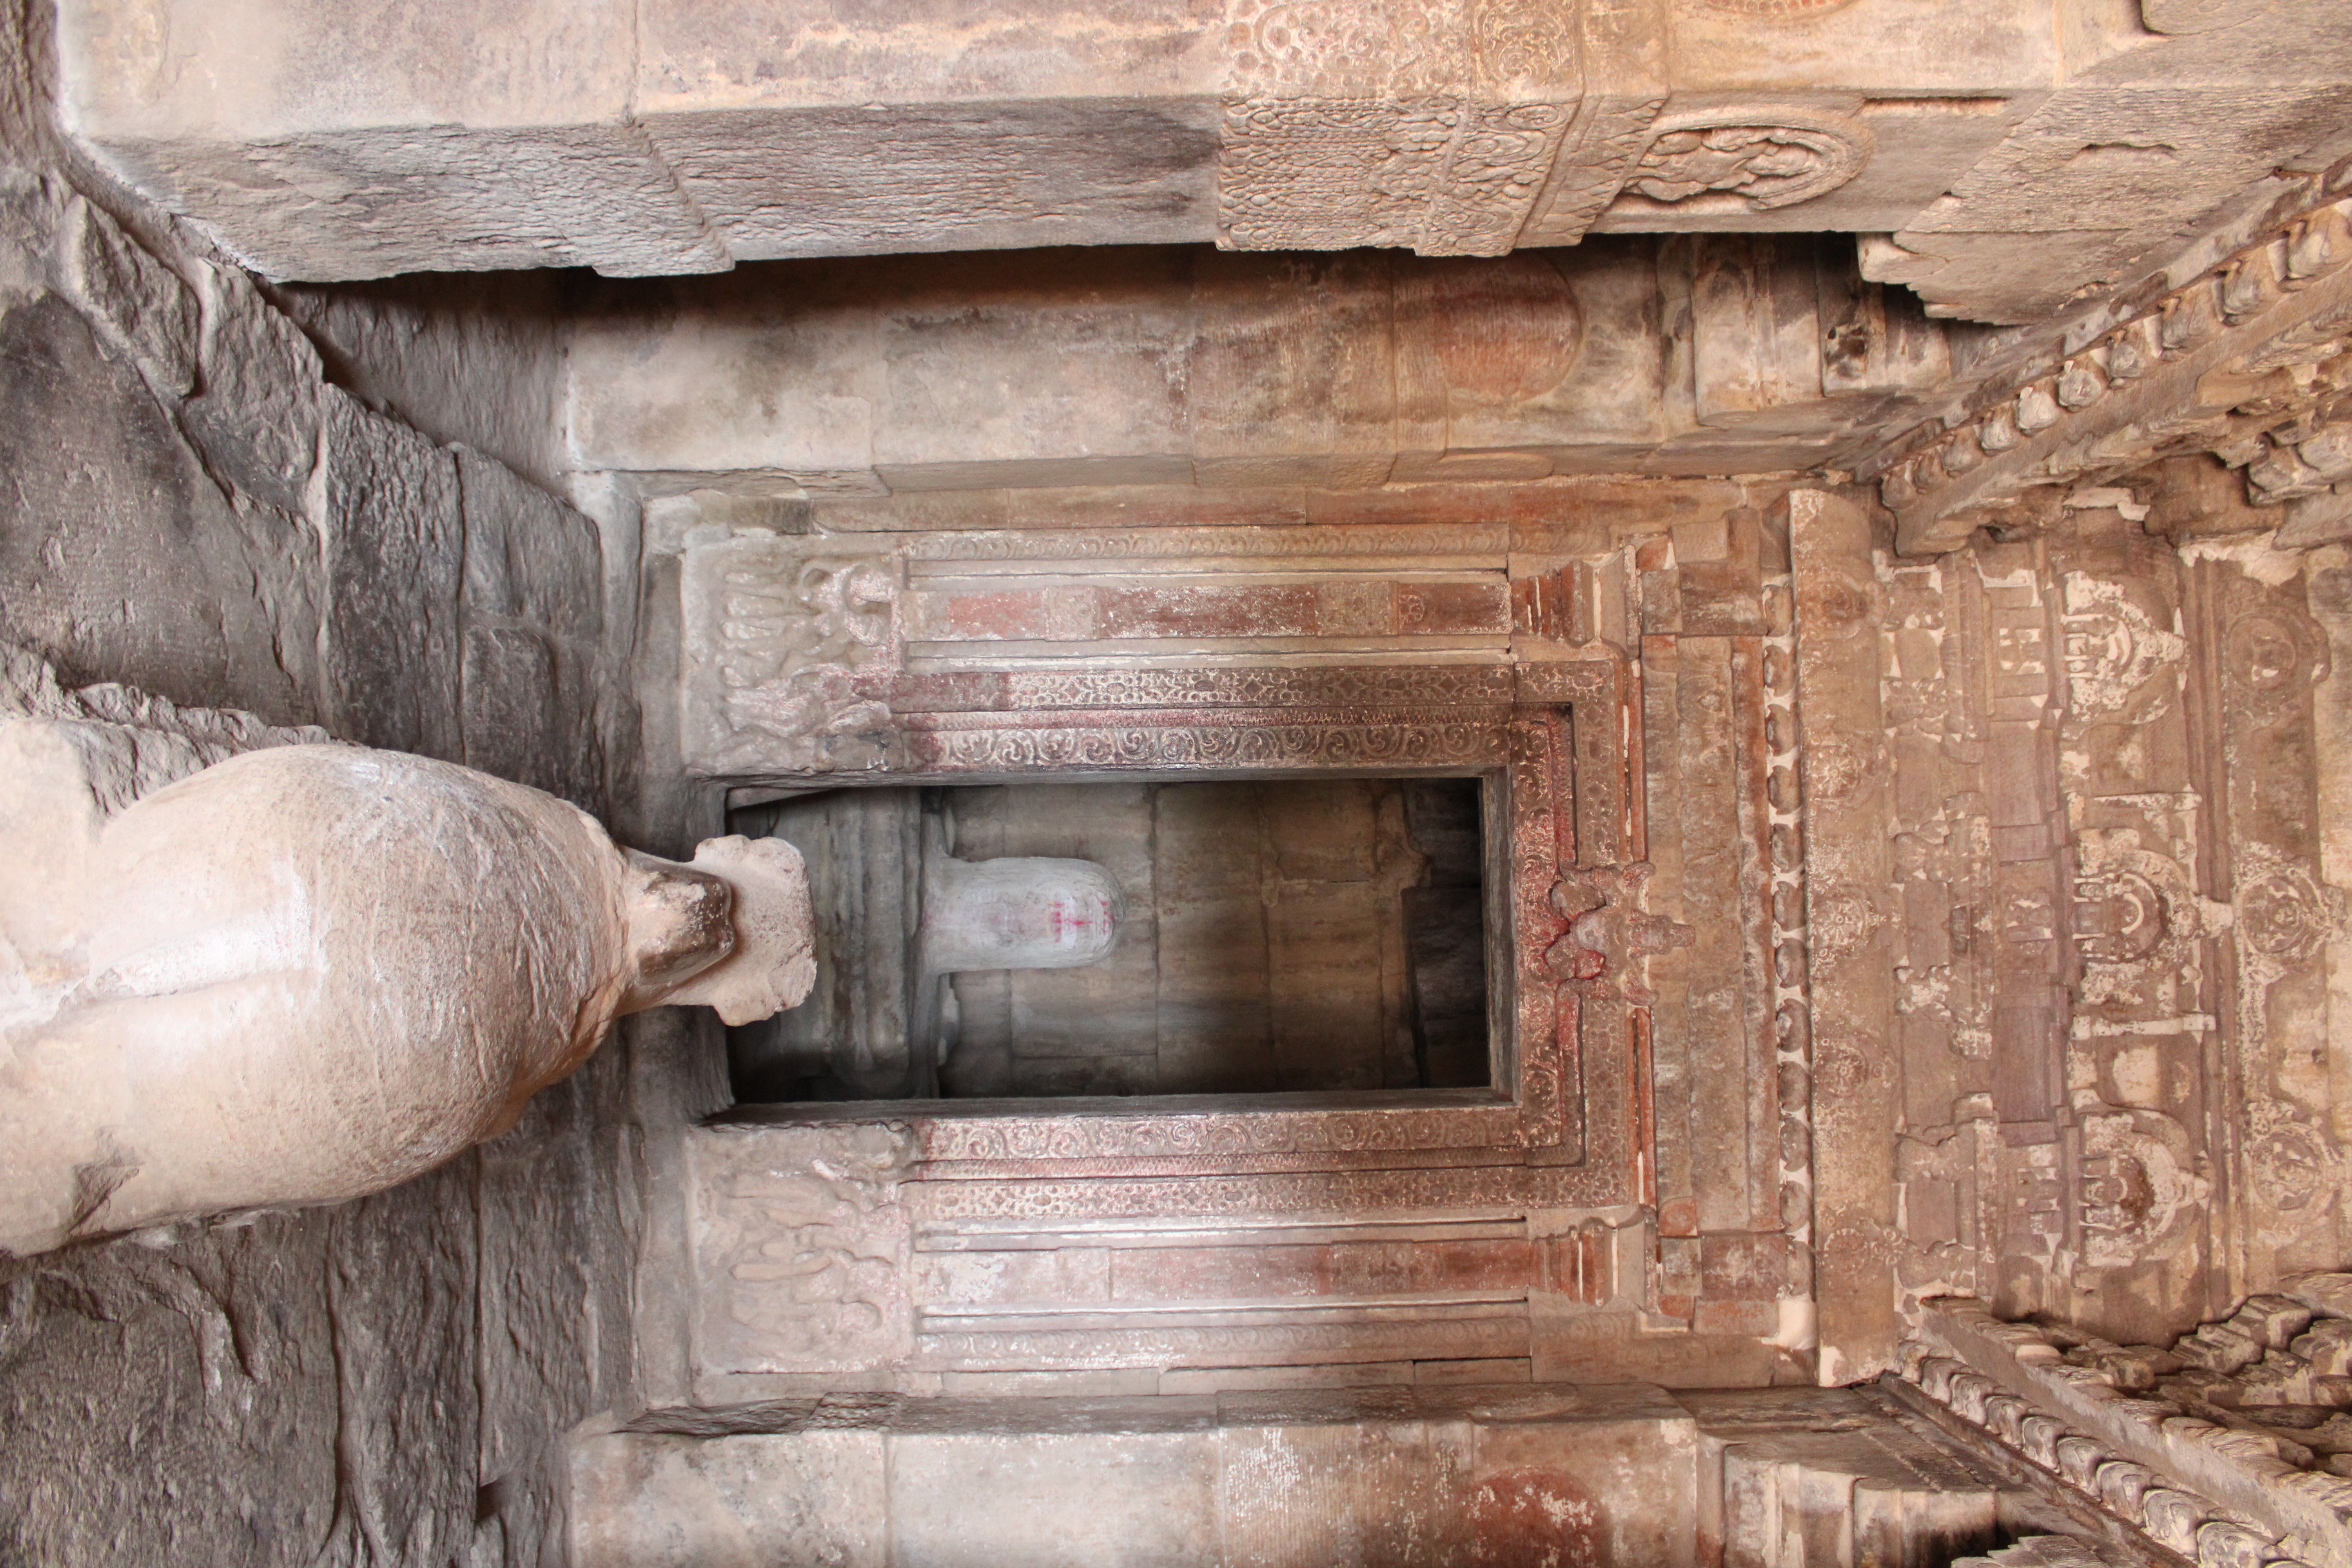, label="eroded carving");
[682,536,899,774]
[1215,0,1579,255]
[1879,196,2352,554]
[1619,112,1869,211]
[1001,664,1517,709]
[2078,1108,2211,1268]
[905,713,1507,773]
[693,1123,916,1372]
